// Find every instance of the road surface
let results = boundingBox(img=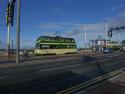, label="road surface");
[0,52,125,94]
